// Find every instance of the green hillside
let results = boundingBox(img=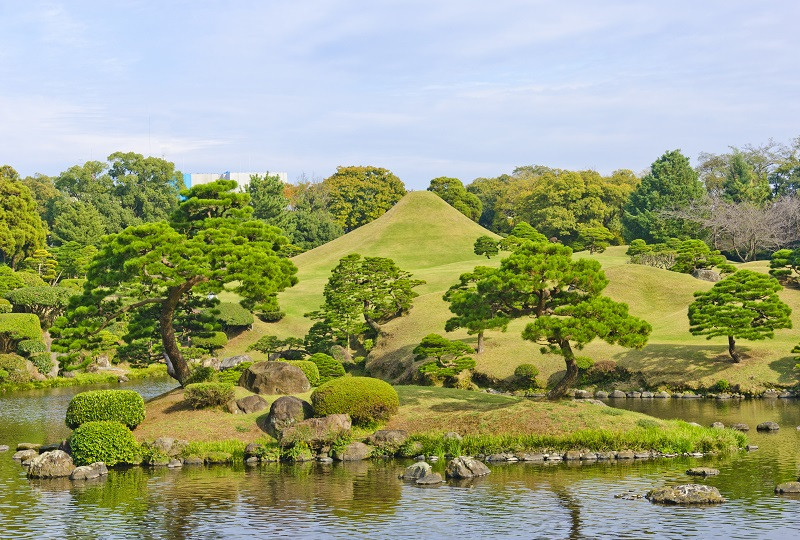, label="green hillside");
[223,191,800,393]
